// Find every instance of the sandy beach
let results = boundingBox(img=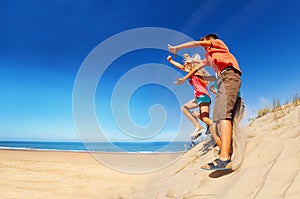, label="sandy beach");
[1,104,300,199]
[0,150,153,199]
